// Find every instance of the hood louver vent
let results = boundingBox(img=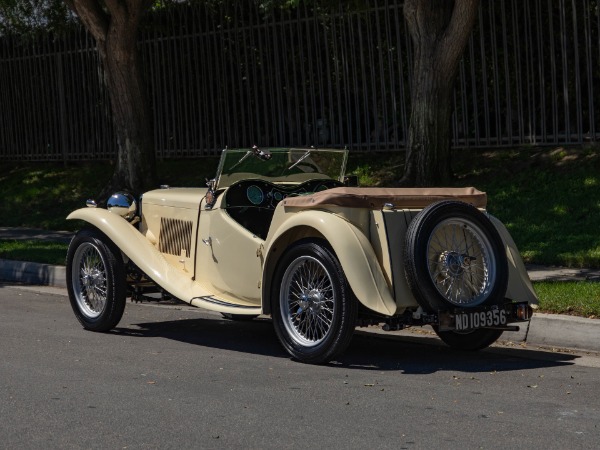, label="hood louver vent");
[158,218,193,257]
